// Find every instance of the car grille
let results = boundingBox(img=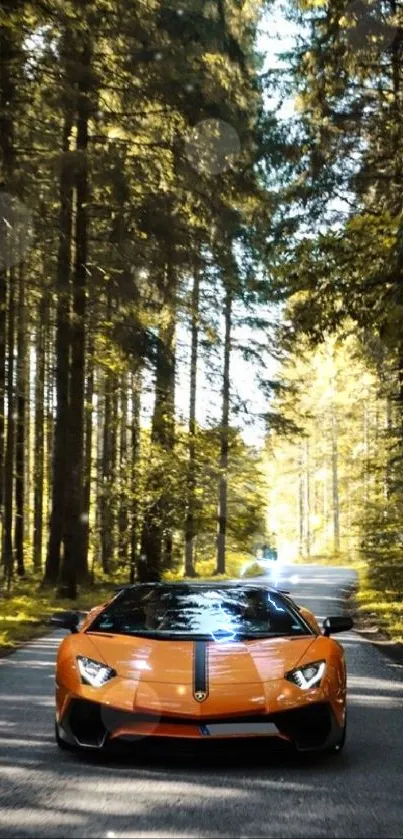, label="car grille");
[64,698,333,749]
